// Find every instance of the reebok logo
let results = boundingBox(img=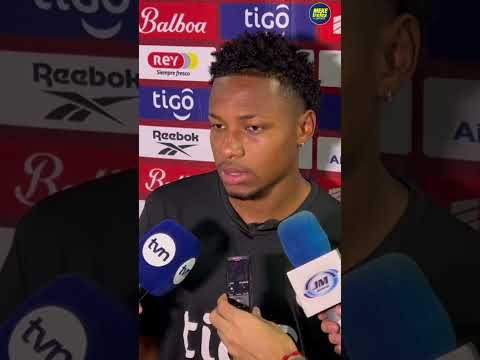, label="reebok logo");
[140,125,213,161]
[152,131,199,142]
[43,90,136,124]
[33,63,138,88]
[153,130,200,157]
